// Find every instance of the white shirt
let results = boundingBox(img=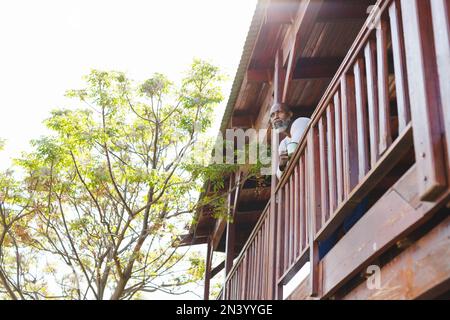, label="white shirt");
[276,117,310,179]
